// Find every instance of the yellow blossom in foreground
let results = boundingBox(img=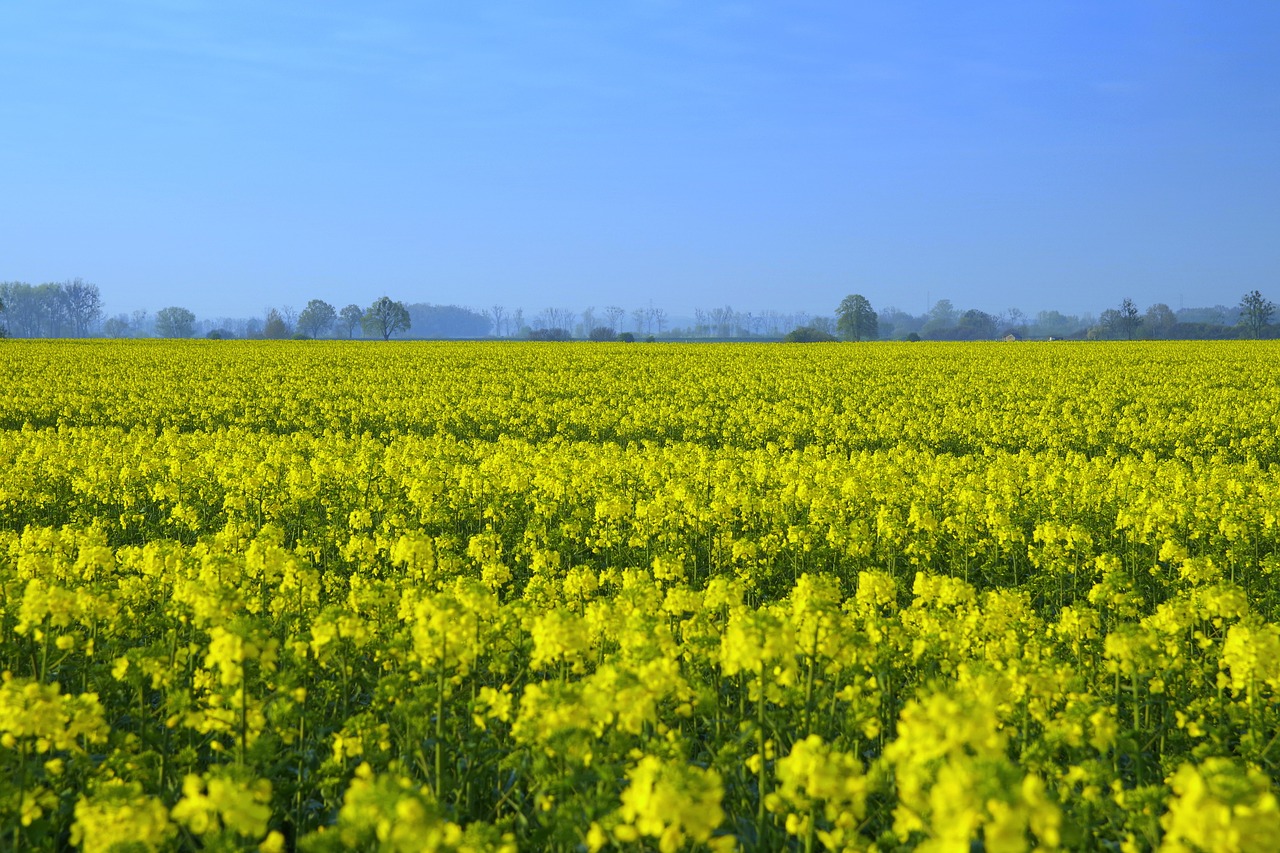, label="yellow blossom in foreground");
[1161,759,1280,853]
[616,756,728,853]
[170,771,273,840]
[71,782,175,853]
[0,673,109,753]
